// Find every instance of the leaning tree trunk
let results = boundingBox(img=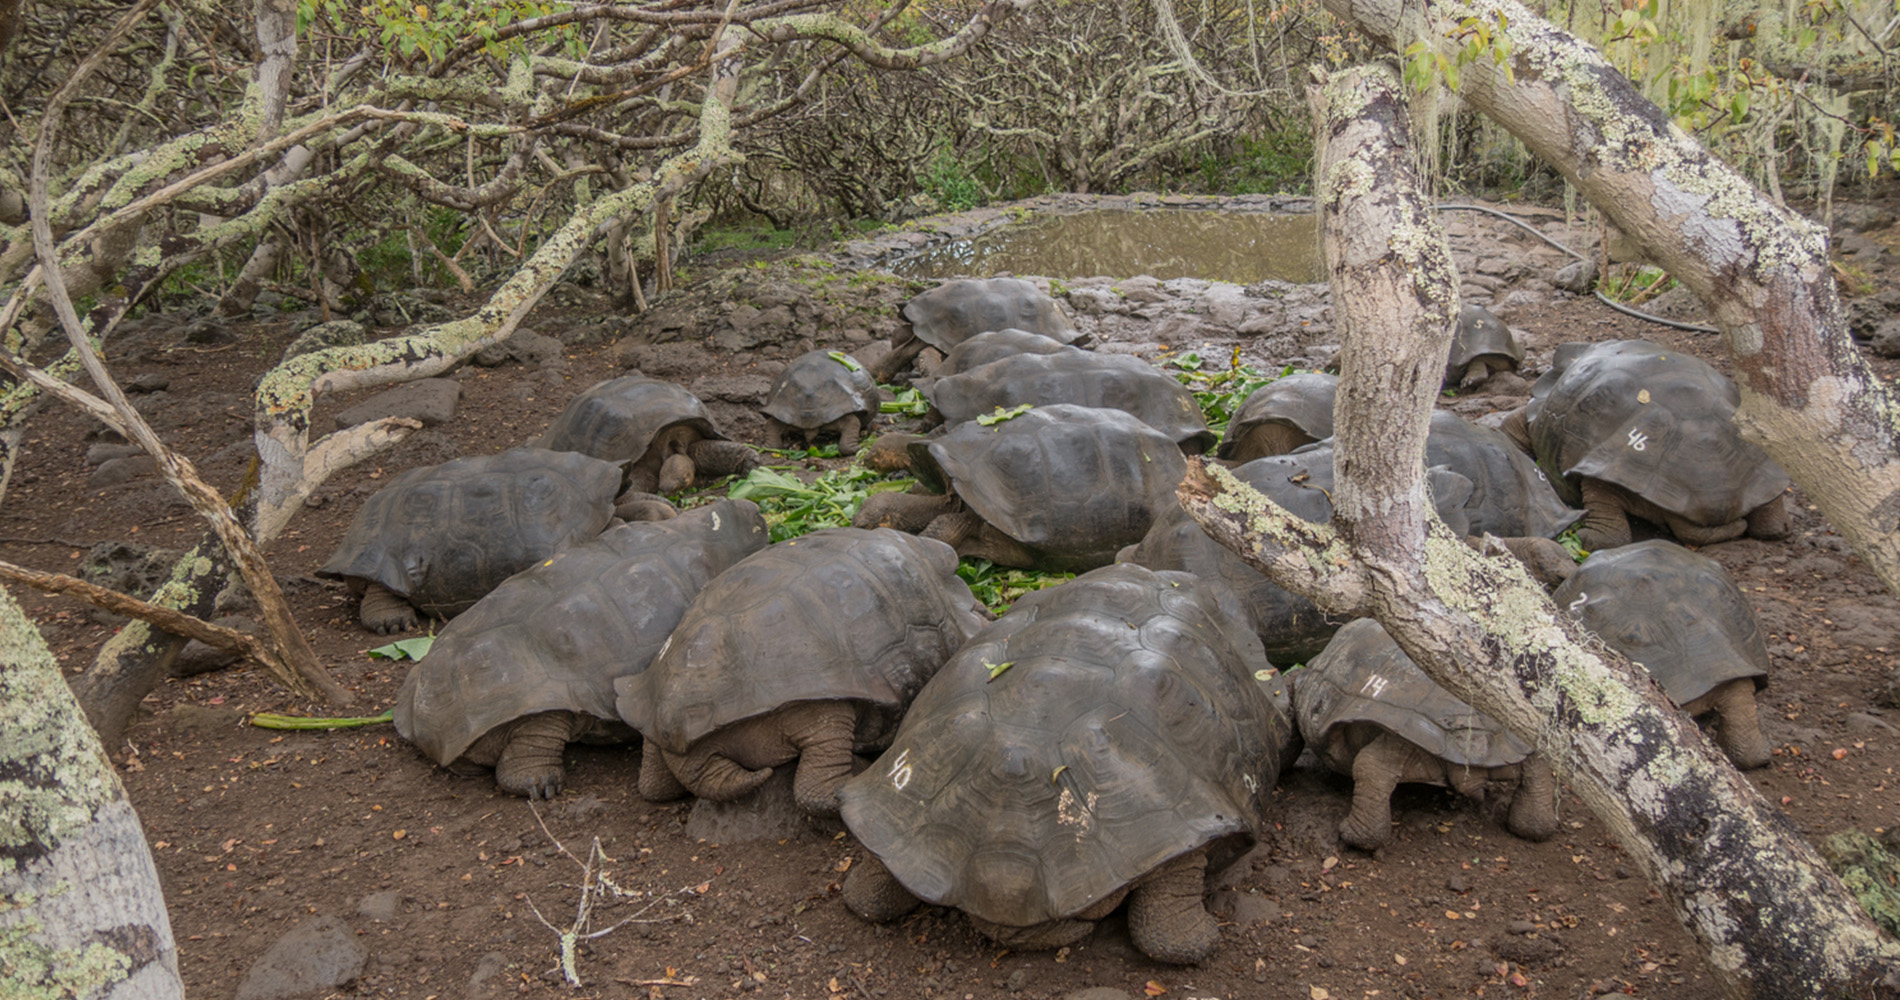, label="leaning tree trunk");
[0,584,183,999]
[1321,0,1900,598]
[1179,62,1899,999]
